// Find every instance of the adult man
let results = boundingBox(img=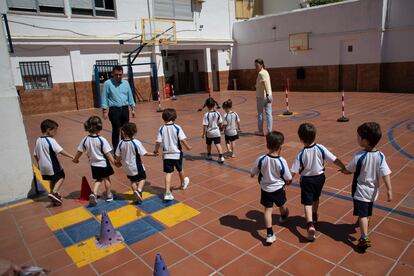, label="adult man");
[255,58,273,136]
[101,65,136,149]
